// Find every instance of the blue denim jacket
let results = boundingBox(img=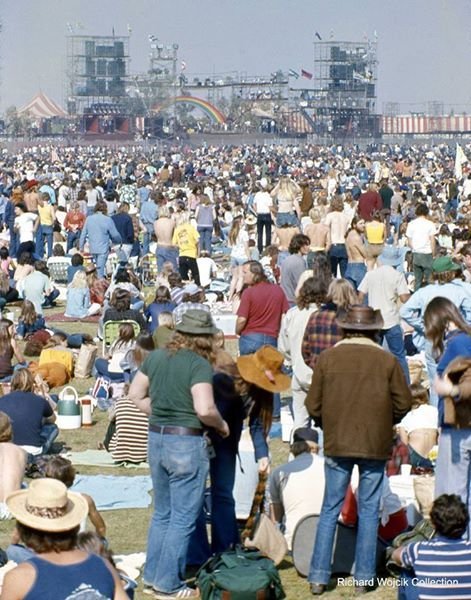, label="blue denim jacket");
[400,280,471,350]
[79,213,122,254]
